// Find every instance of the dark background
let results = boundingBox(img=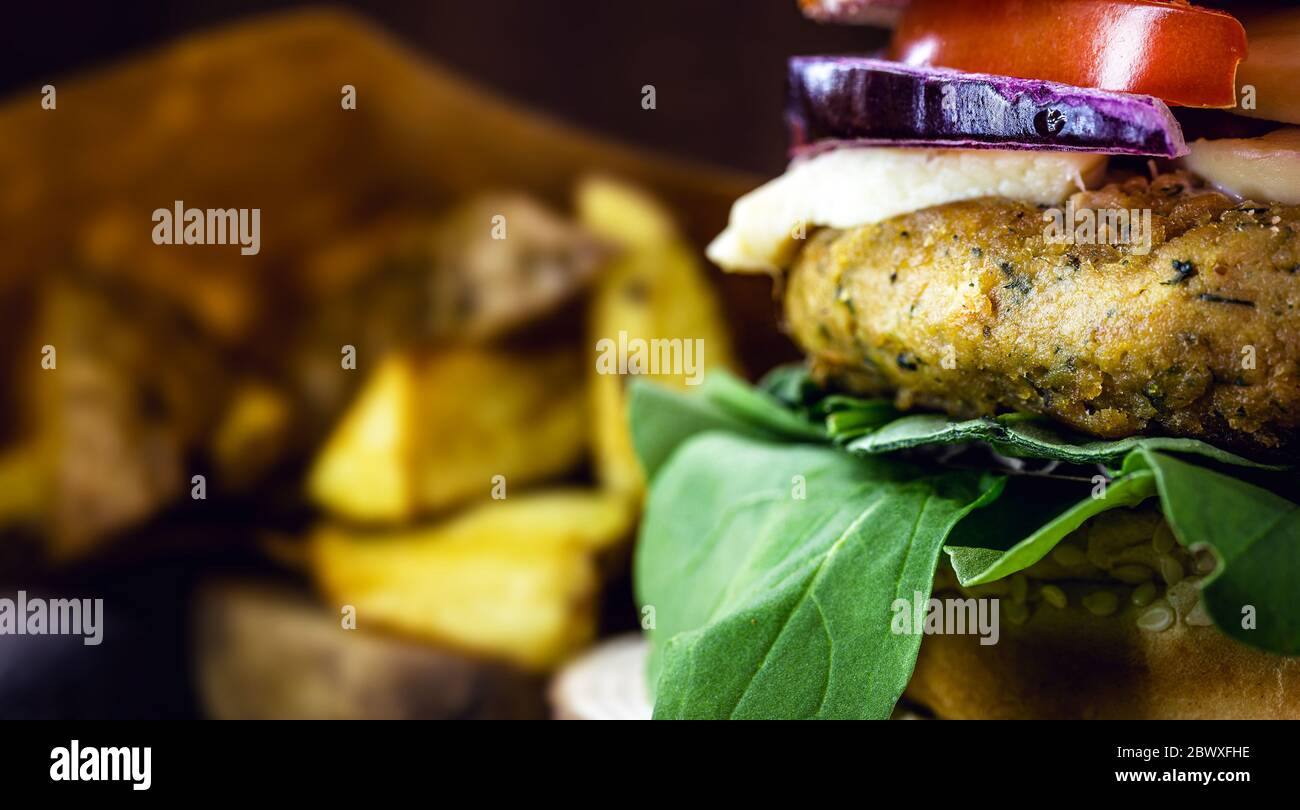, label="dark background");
[2,0,887,175]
